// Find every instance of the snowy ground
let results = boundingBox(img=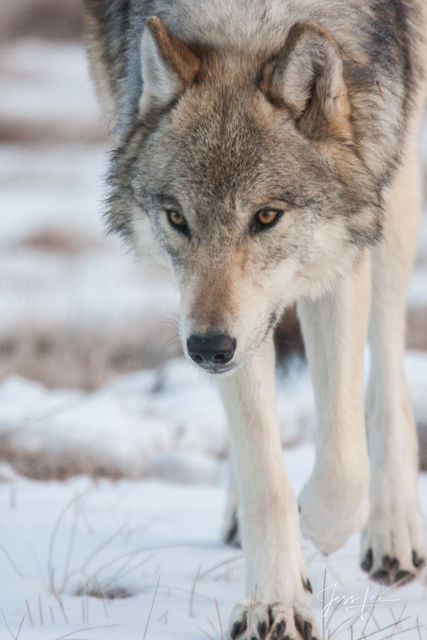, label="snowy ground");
[1,446,427,640]
[1,35,427,640]
[1,351,427,481]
